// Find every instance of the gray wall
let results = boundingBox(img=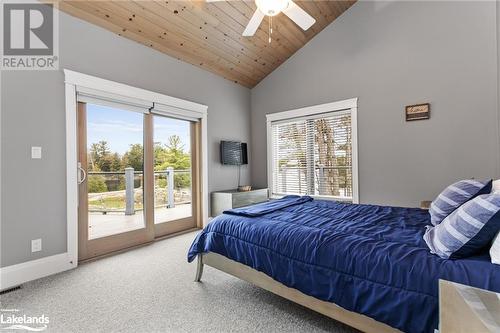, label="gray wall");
[1,12,251,267]
[251,1,500,207]
[3,1,500,268]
